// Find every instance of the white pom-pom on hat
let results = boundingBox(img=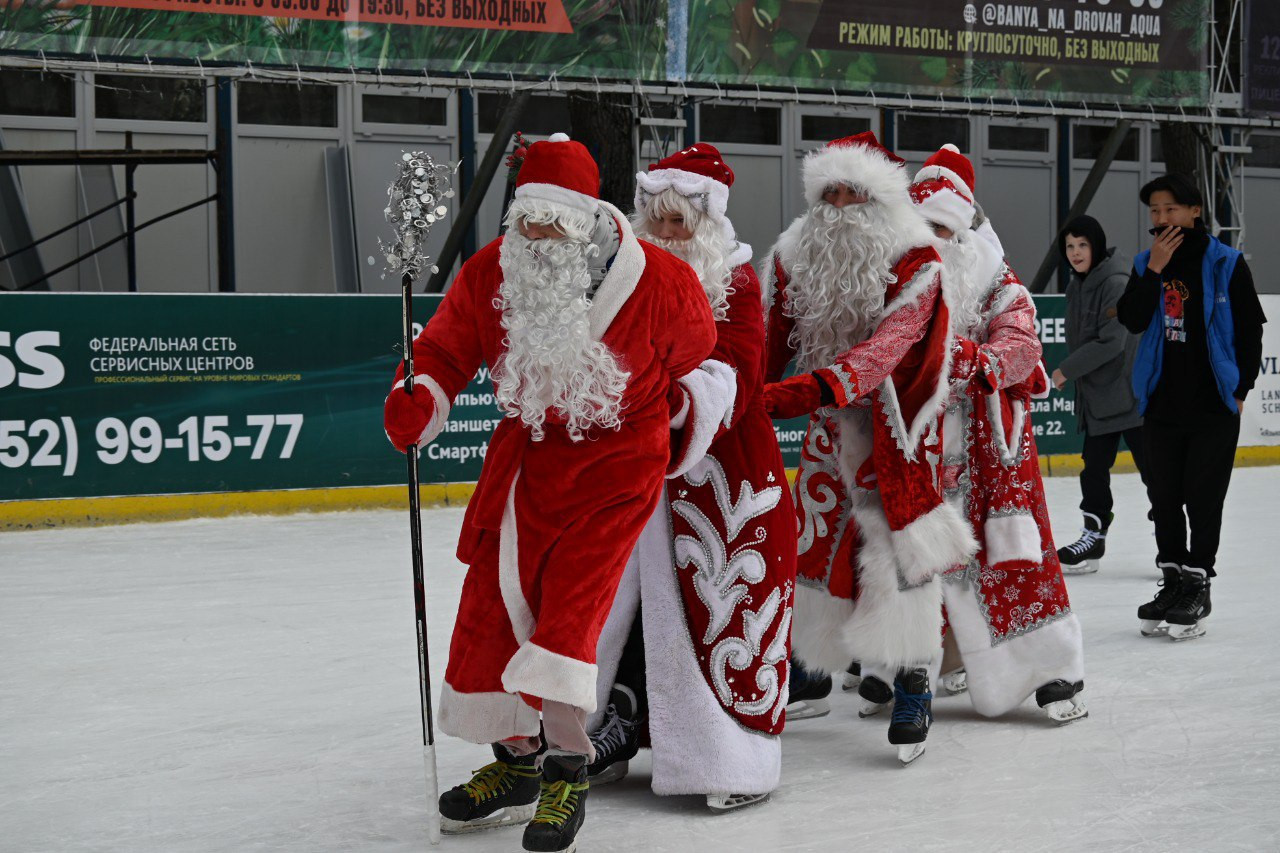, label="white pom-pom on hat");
[548,132,570,143]
[941,143,961,153]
